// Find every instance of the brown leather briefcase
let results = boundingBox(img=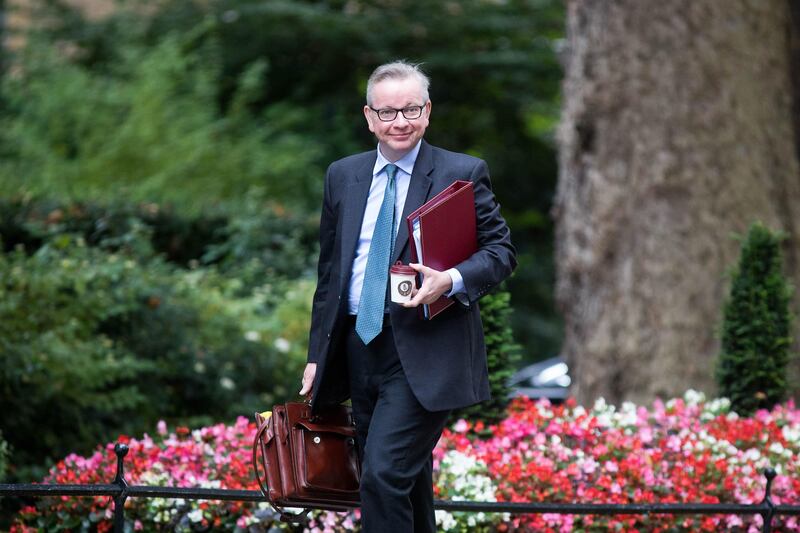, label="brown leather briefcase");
[253,401,361,522]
